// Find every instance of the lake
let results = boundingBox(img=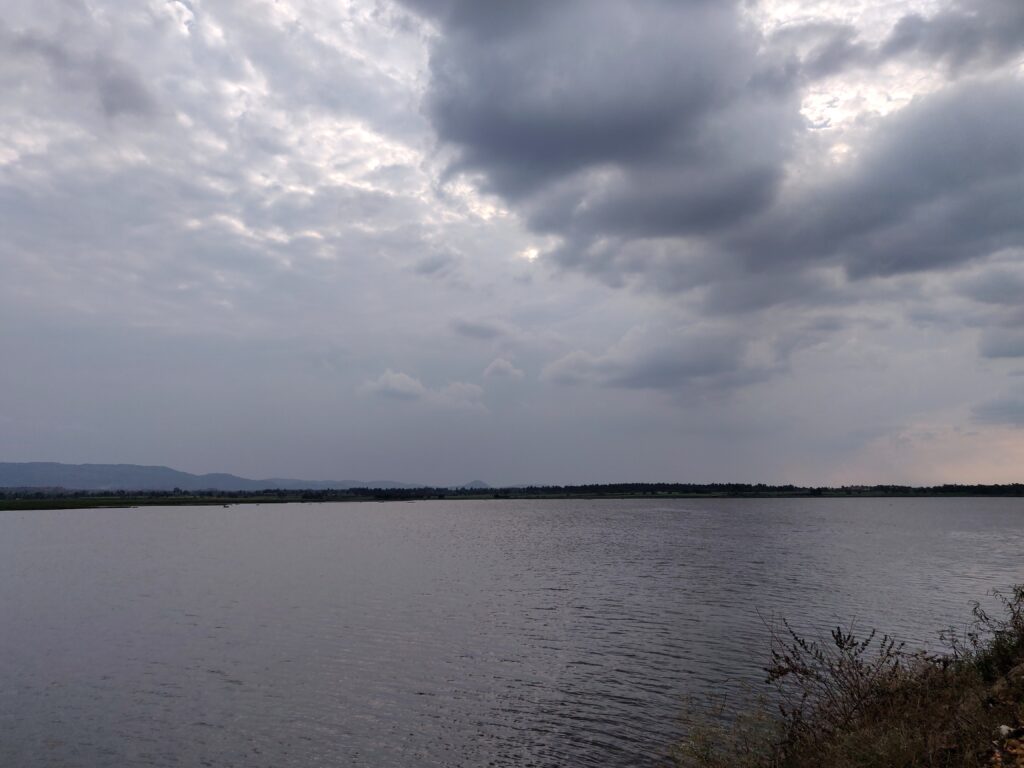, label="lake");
[1,497,1022,766]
